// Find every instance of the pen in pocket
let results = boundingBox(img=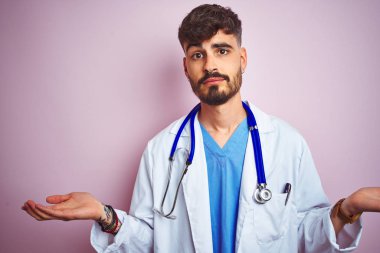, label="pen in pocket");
[283,183,292,206]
